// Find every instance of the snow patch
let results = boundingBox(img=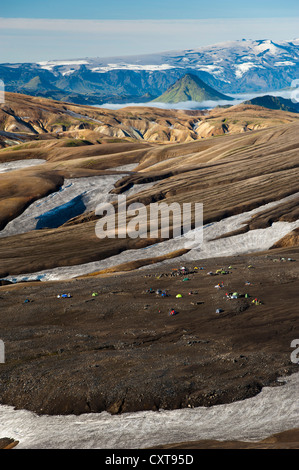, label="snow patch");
[253,40,282,55]
[274,61,296,67]
[0,372,298,449]
[0,164,137,239]
[62,69,76,76]
[235,62,260,78]
[91,63,176,73]
[0,159,46,173]
[38,60,89,68]
[3,192,299,283]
